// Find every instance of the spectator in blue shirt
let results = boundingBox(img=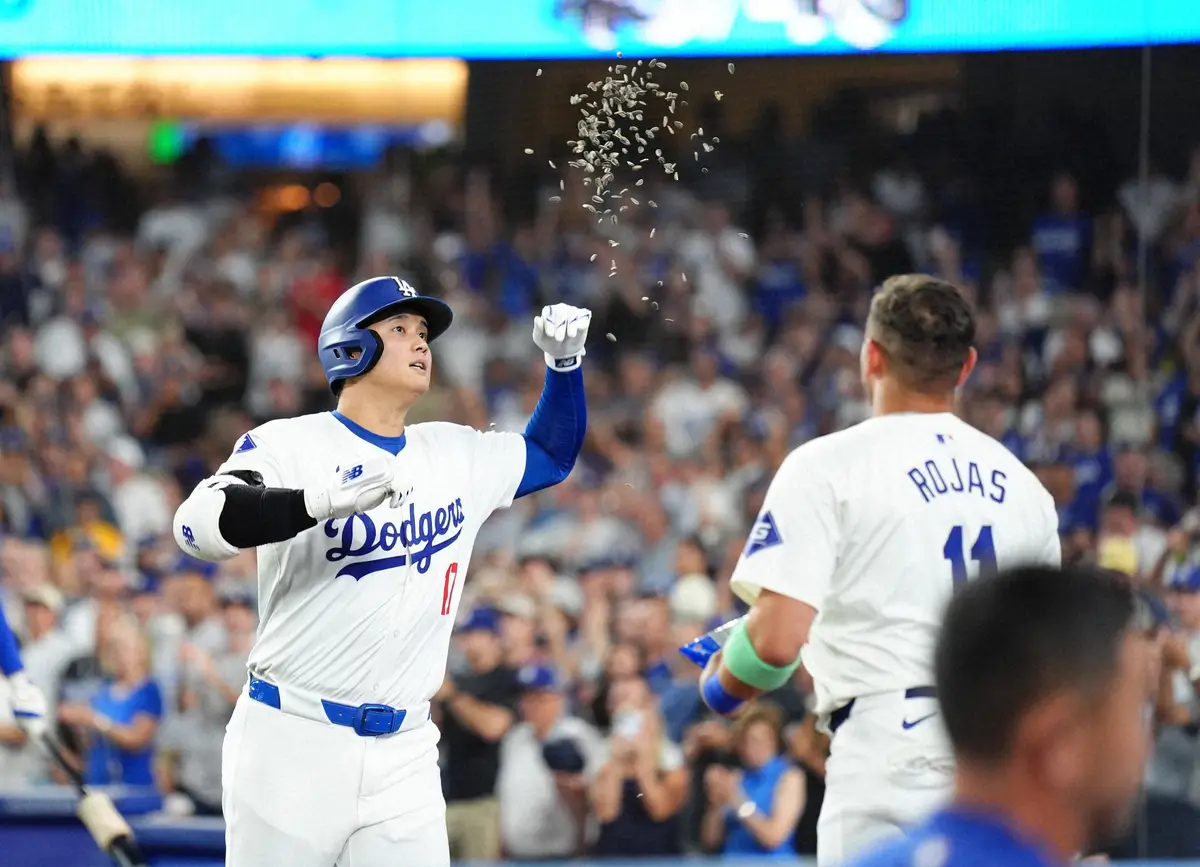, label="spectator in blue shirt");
[1069,410,1114,527]
[848,565,1155,867]
[700,701,804,858]
[1031,172,1091,293]
[1102,448,1181,528]
[58,617,163,786]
